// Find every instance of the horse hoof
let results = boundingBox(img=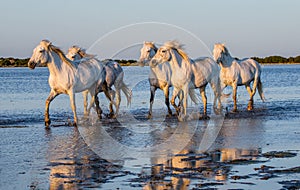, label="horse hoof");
[199,114,210,120]
[45,120,51,128]
[177,113,186,122]
[147,114,152,119]
[107,113,115,119]
[166,113,172,118]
